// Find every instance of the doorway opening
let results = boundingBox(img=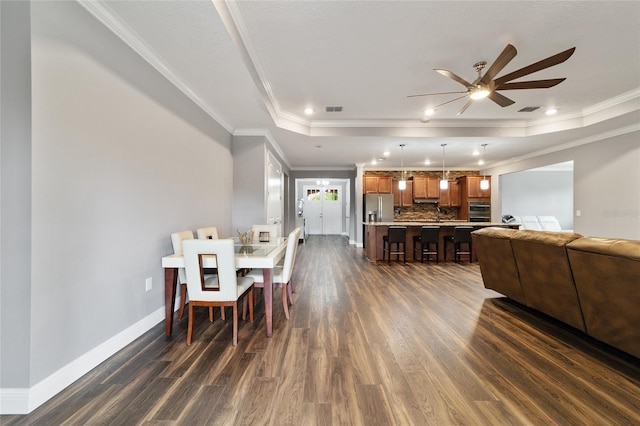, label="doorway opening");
[500,161,574,230]
[296,178,350,236]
